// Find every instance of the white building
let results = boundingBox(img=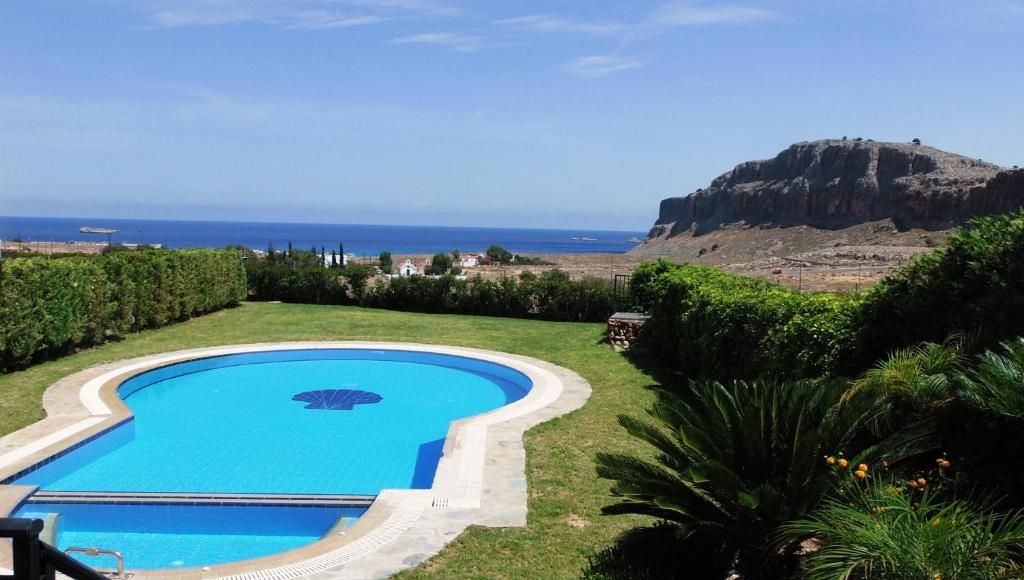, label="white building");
[459,254,480,268]
[322,253,349,267]
[398,259,419,277]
